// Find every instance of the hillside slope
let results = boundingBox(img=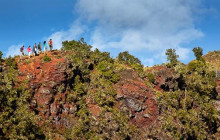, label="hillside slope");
[0,40,220,139]
[16,50,158,137]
